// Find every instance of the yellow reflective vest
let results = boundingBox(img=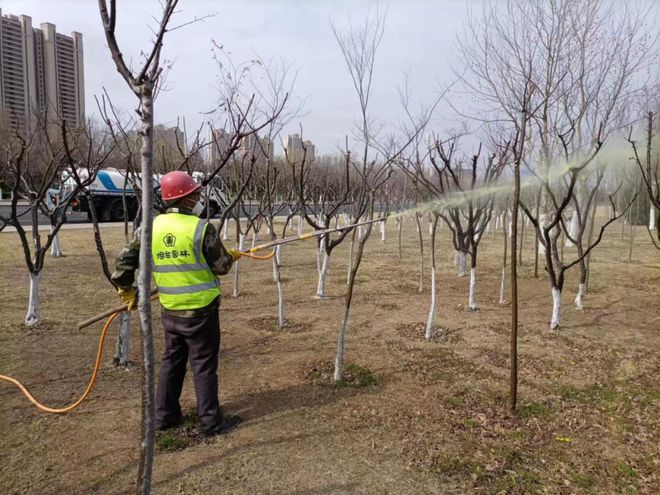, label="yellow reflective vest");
[152,213,220,310]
